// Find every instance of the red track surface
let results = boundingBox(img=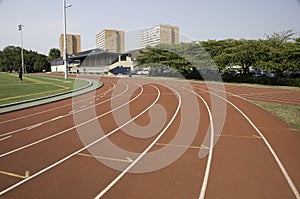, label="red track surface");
[0,76,299,199]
